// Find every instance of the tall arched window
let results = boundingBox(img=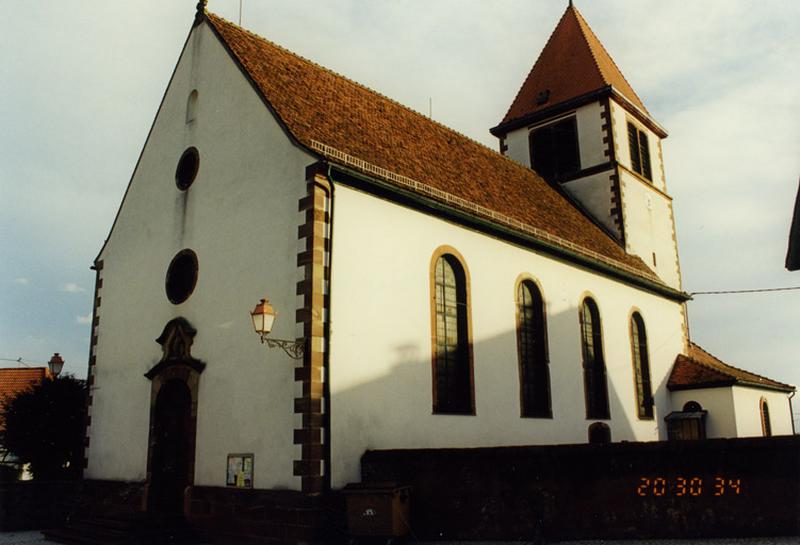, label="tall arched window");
[630,312,653,419]
[760,398,772,437]
[580,297,609,419]
[516,279,551,417]
[432,252,473,414]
